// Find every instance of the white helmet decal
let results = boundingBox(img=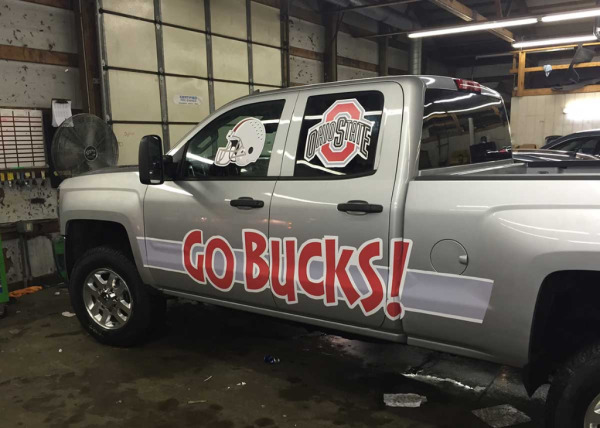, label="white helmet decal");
[215,117,266,167]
